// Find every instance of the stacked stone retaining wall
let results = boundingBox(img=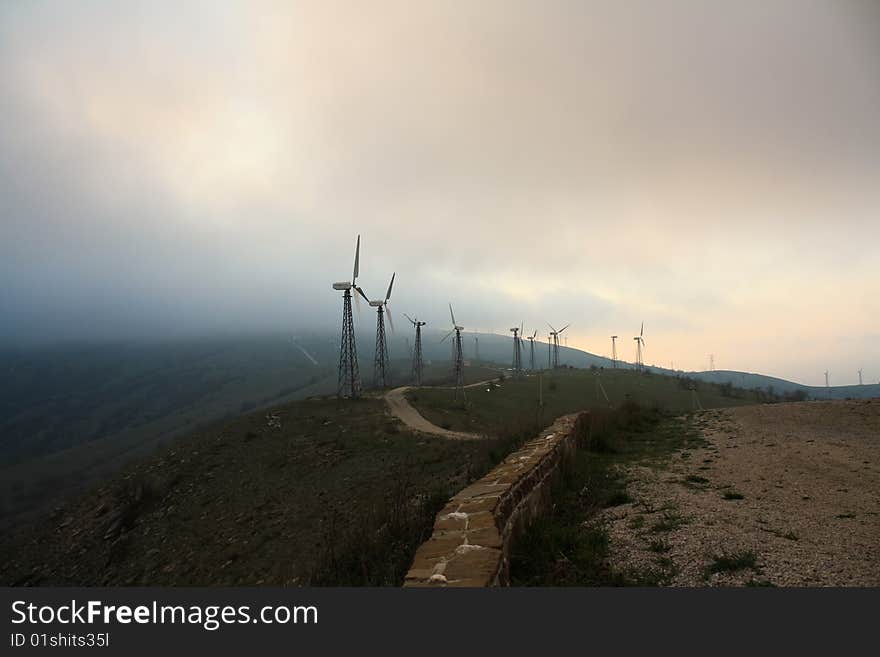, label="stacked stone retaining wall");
[404,411,588,587]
